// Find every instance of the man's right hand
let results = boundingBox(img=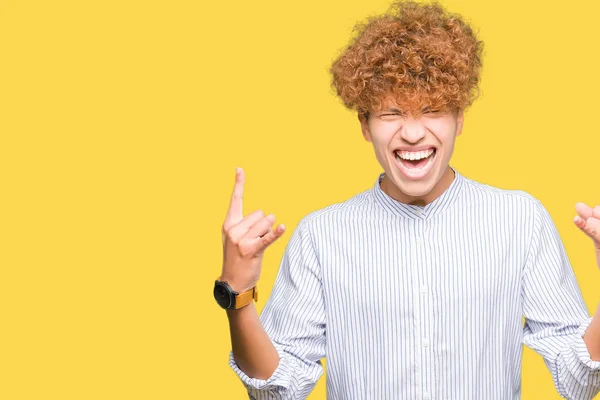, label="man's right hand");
[220,167,286,293]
